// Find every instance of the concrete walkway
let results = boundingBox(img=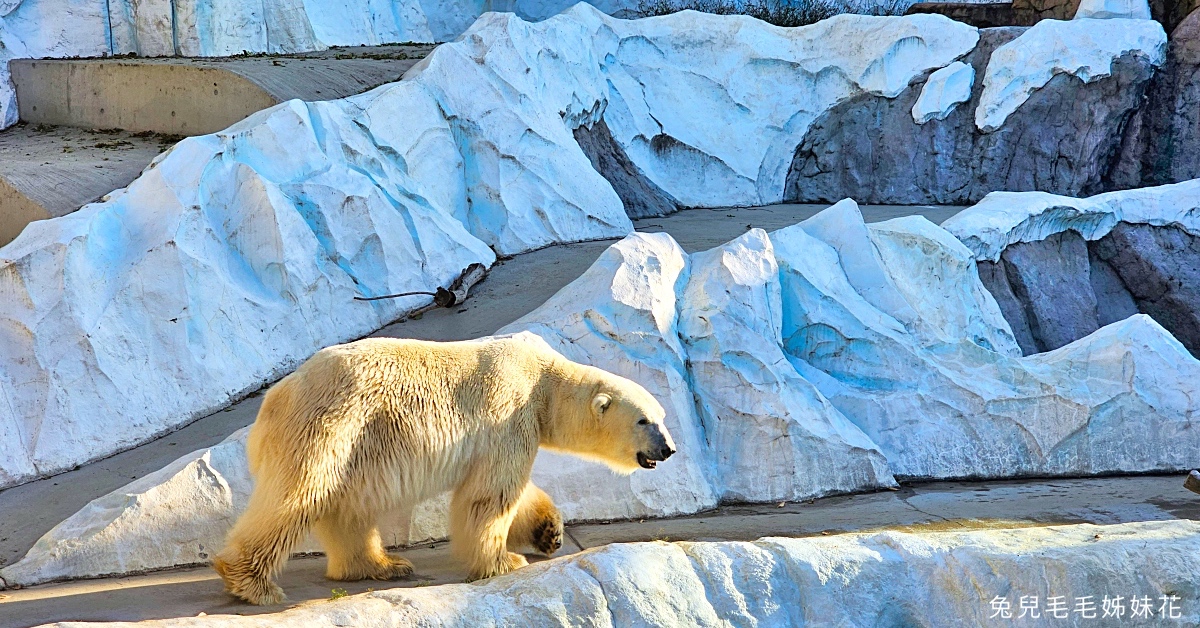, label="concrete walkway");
[0,474,1195,627]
